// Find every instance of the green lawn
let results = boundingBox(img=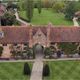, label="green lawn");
[43,61,80,80]
[0,62,32,80]
[19,9,73,26]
